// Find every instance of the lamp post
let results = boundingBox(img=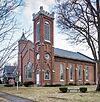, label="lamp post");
[16,71,19,91]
